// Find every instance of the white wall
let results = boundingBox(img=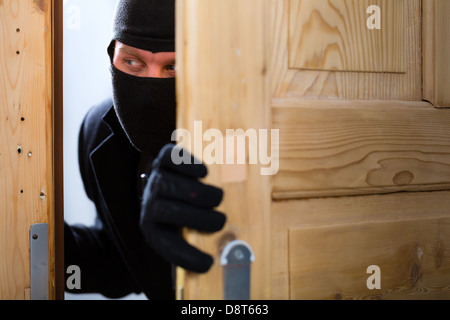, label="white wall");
[63,0,146,300]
